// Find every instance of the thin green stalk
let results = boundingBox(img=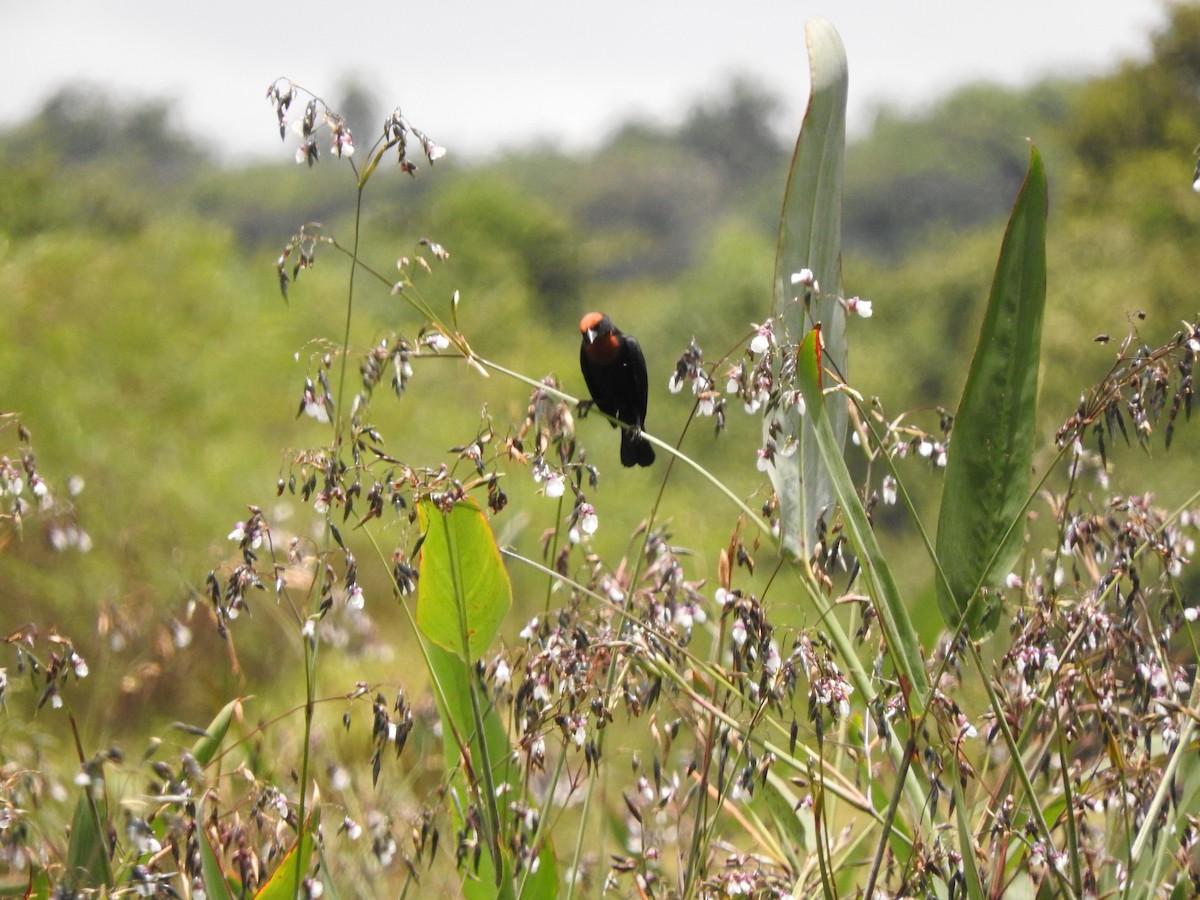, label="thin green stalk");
[1050,687,1084,898]
[516,742,570,898]
[295,178,366,900]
